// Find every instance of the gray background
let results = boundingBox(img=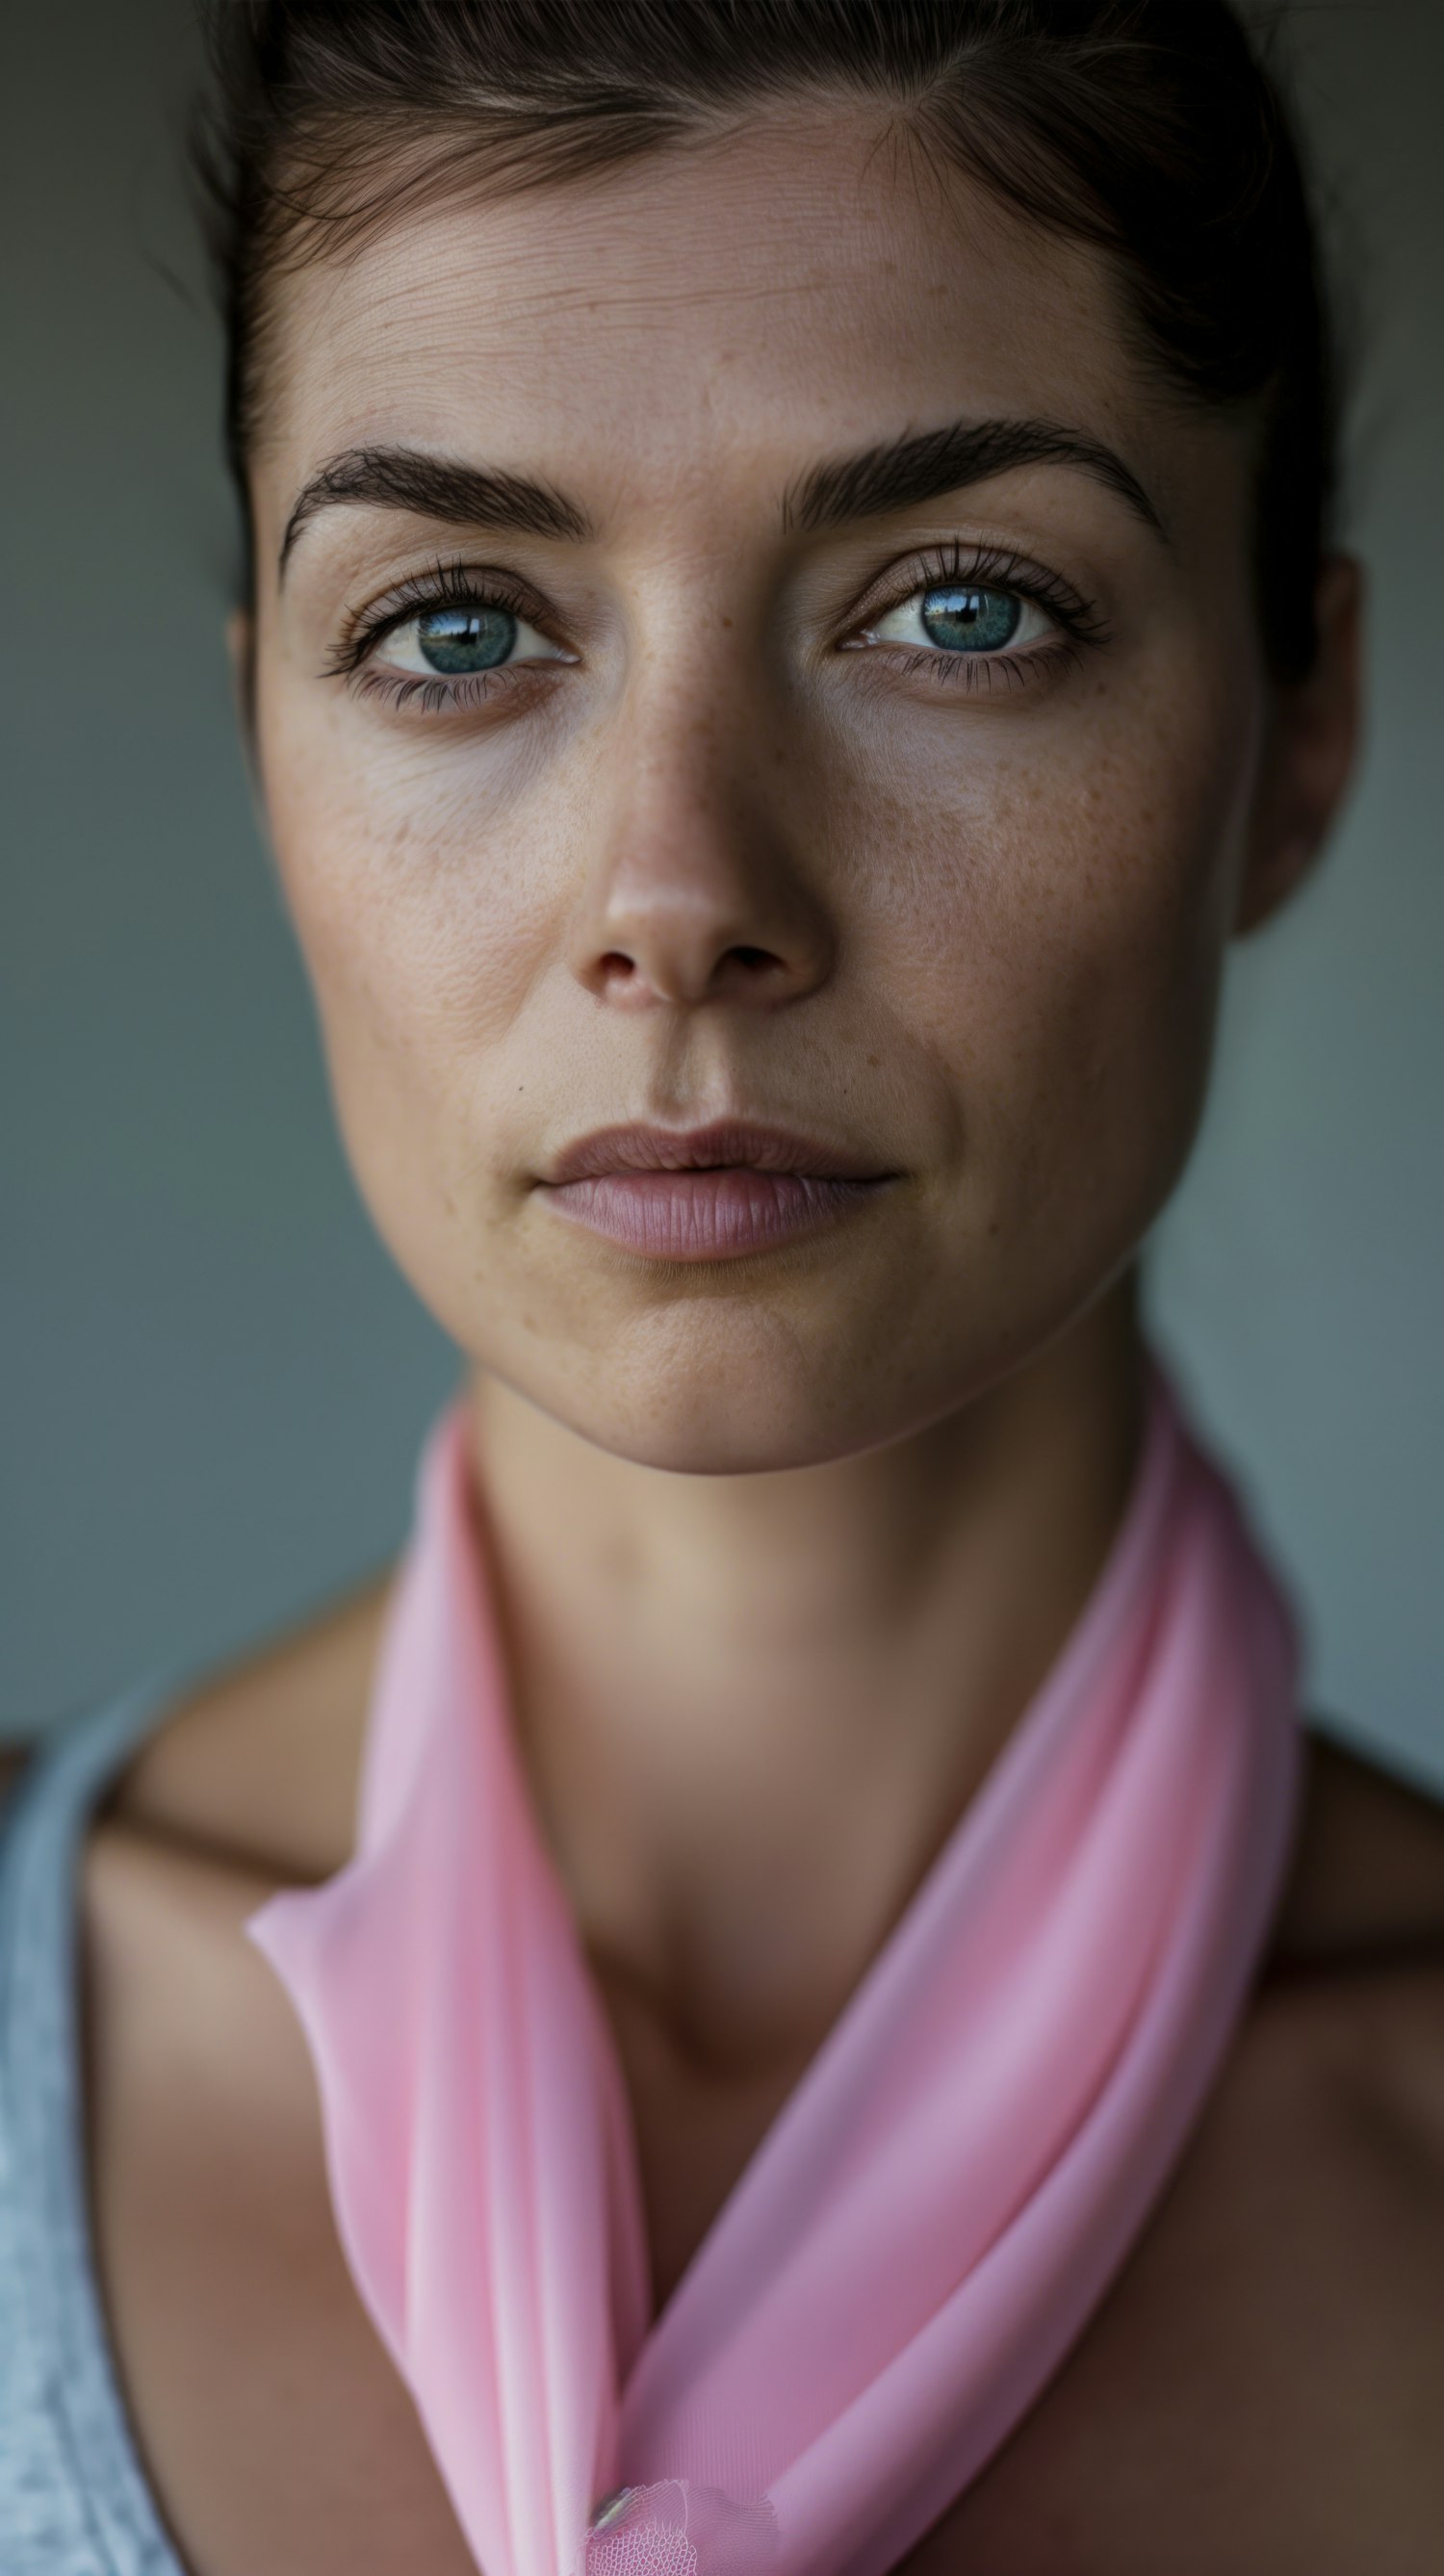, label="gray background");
[3,3,1440,1783]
